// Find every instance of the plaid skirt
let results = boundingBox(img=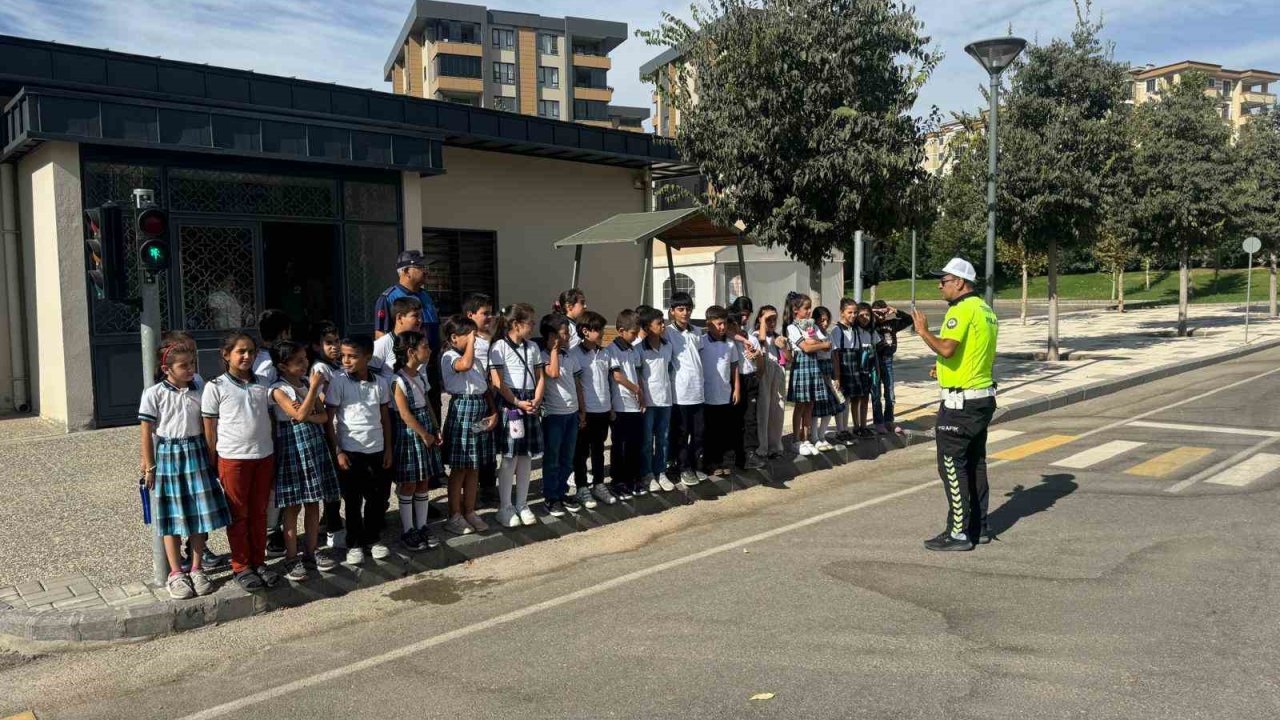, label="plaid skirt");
[786,350,826,403]
[443,394,497,469]
[813,358,847,418]
[273,420,340,507]
[839,349,874,398]
[155,435,231,536]
[498,388,544,459]
[395,406,446,484]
